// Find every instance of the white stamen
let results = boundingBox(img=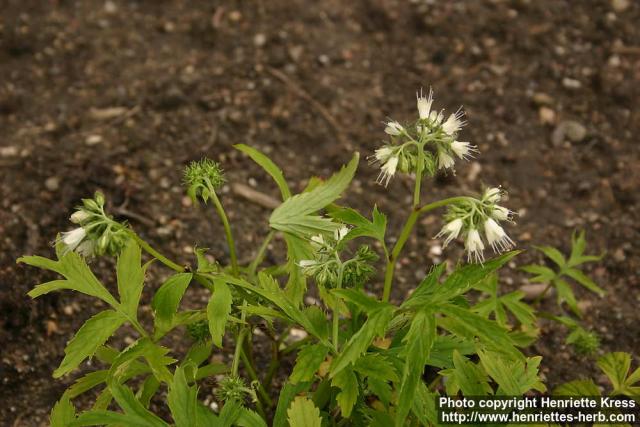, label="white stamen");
[384,121,404,136]
[416,88,434,120]
[435,218,464,247]
[484,218,515,253]
[465,229,485,263]
[376,156,398,187]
